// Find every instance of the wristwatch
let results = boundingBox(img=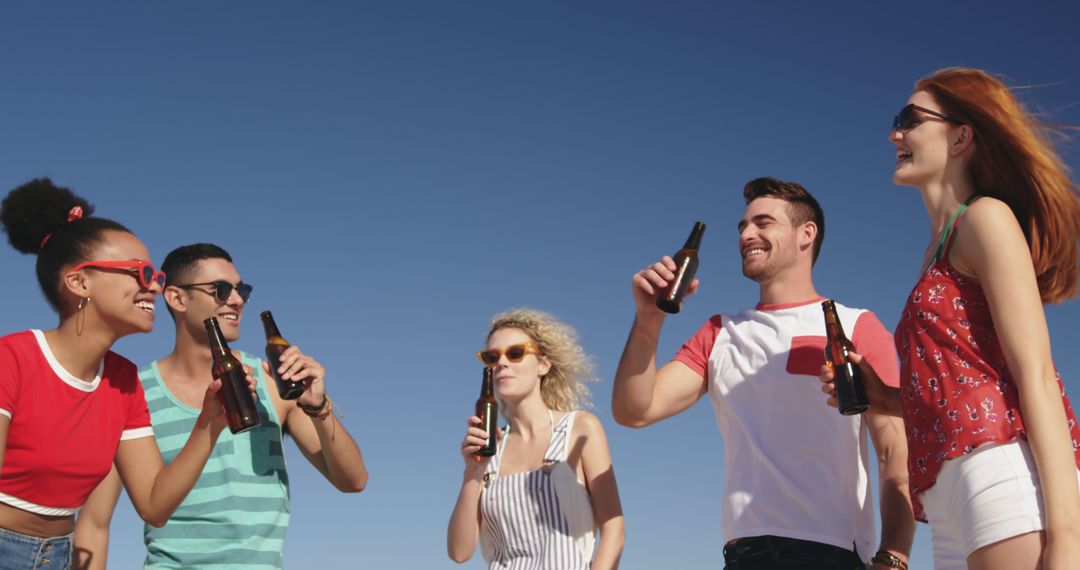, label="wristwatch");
[871,550,908,570]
